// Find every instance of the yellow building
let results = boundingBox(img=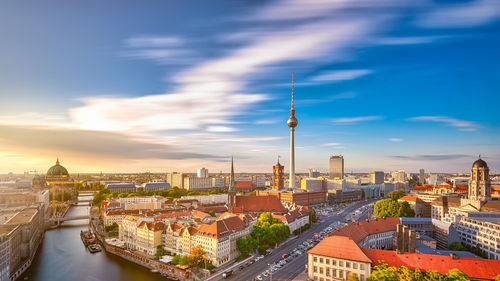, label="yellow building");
[136,221,165,255]
[308,236,371,281]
